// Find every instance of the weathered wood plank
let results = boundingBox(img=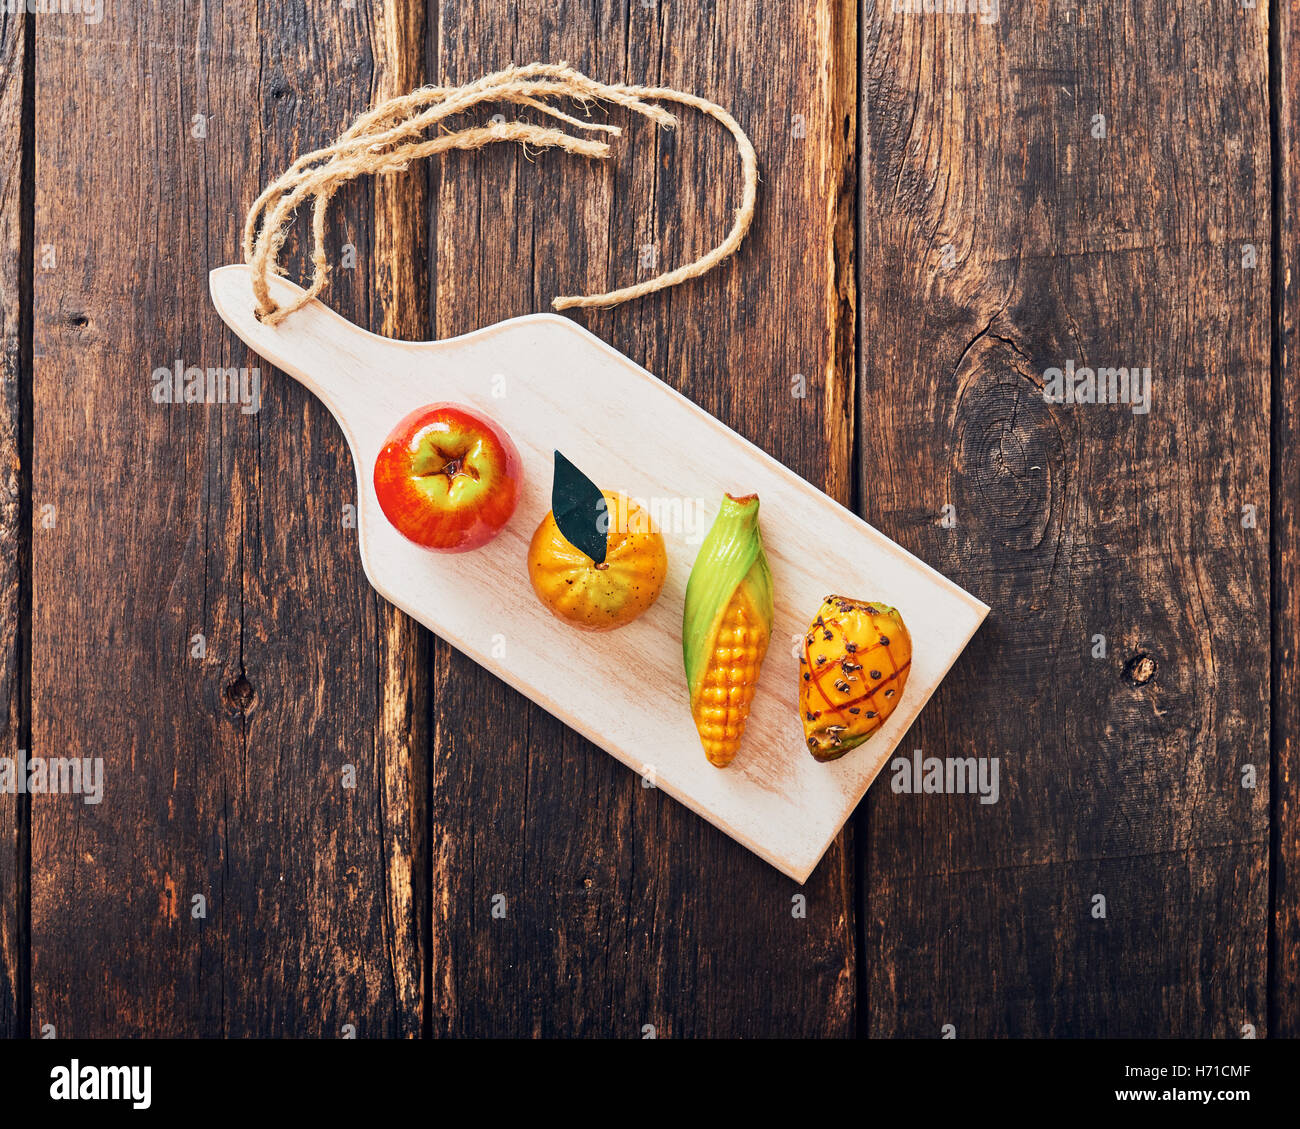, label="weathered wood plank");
[29,2,423,1036]
[860,2,1271,1036]
[0,4,28,1038]
[1273,0,1300,1040]
[370,0,431,1042]
[427,0,857,1035]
